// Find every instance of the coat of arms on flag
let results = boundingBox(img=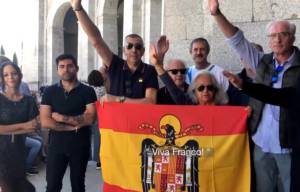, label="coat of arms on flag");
[140,114,203,192]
